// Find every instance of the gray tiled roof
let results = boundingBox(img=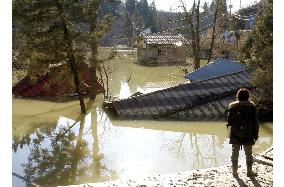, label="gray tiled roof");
[169,95,235,120]
[143,33,188,45]
[109,70,253,120]
[186,59,247,82]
